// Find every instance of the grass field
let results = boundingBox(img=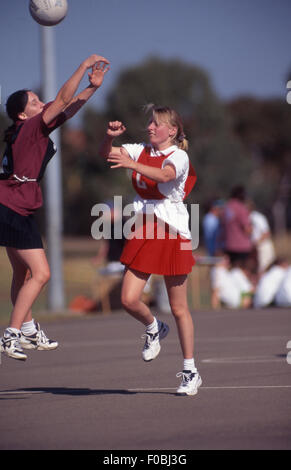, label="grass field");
[0,234,290,326]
